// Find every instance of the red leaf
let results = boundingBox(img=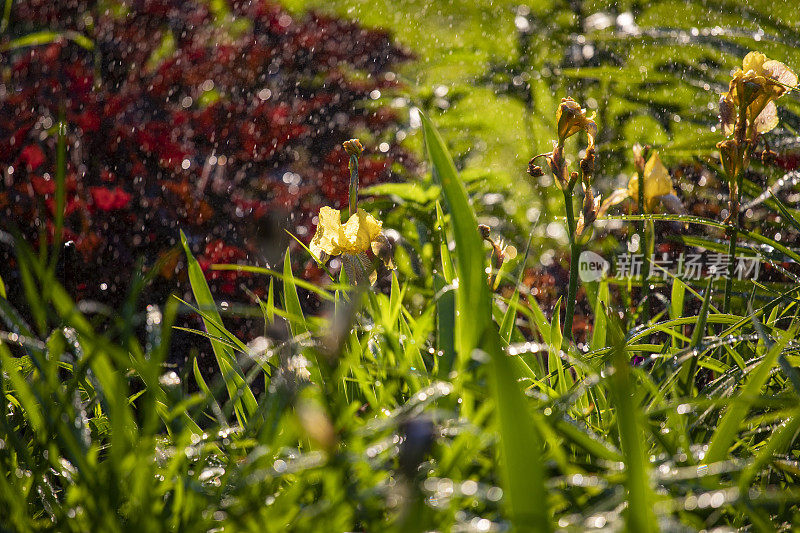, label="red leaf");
[20,144,46,170]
